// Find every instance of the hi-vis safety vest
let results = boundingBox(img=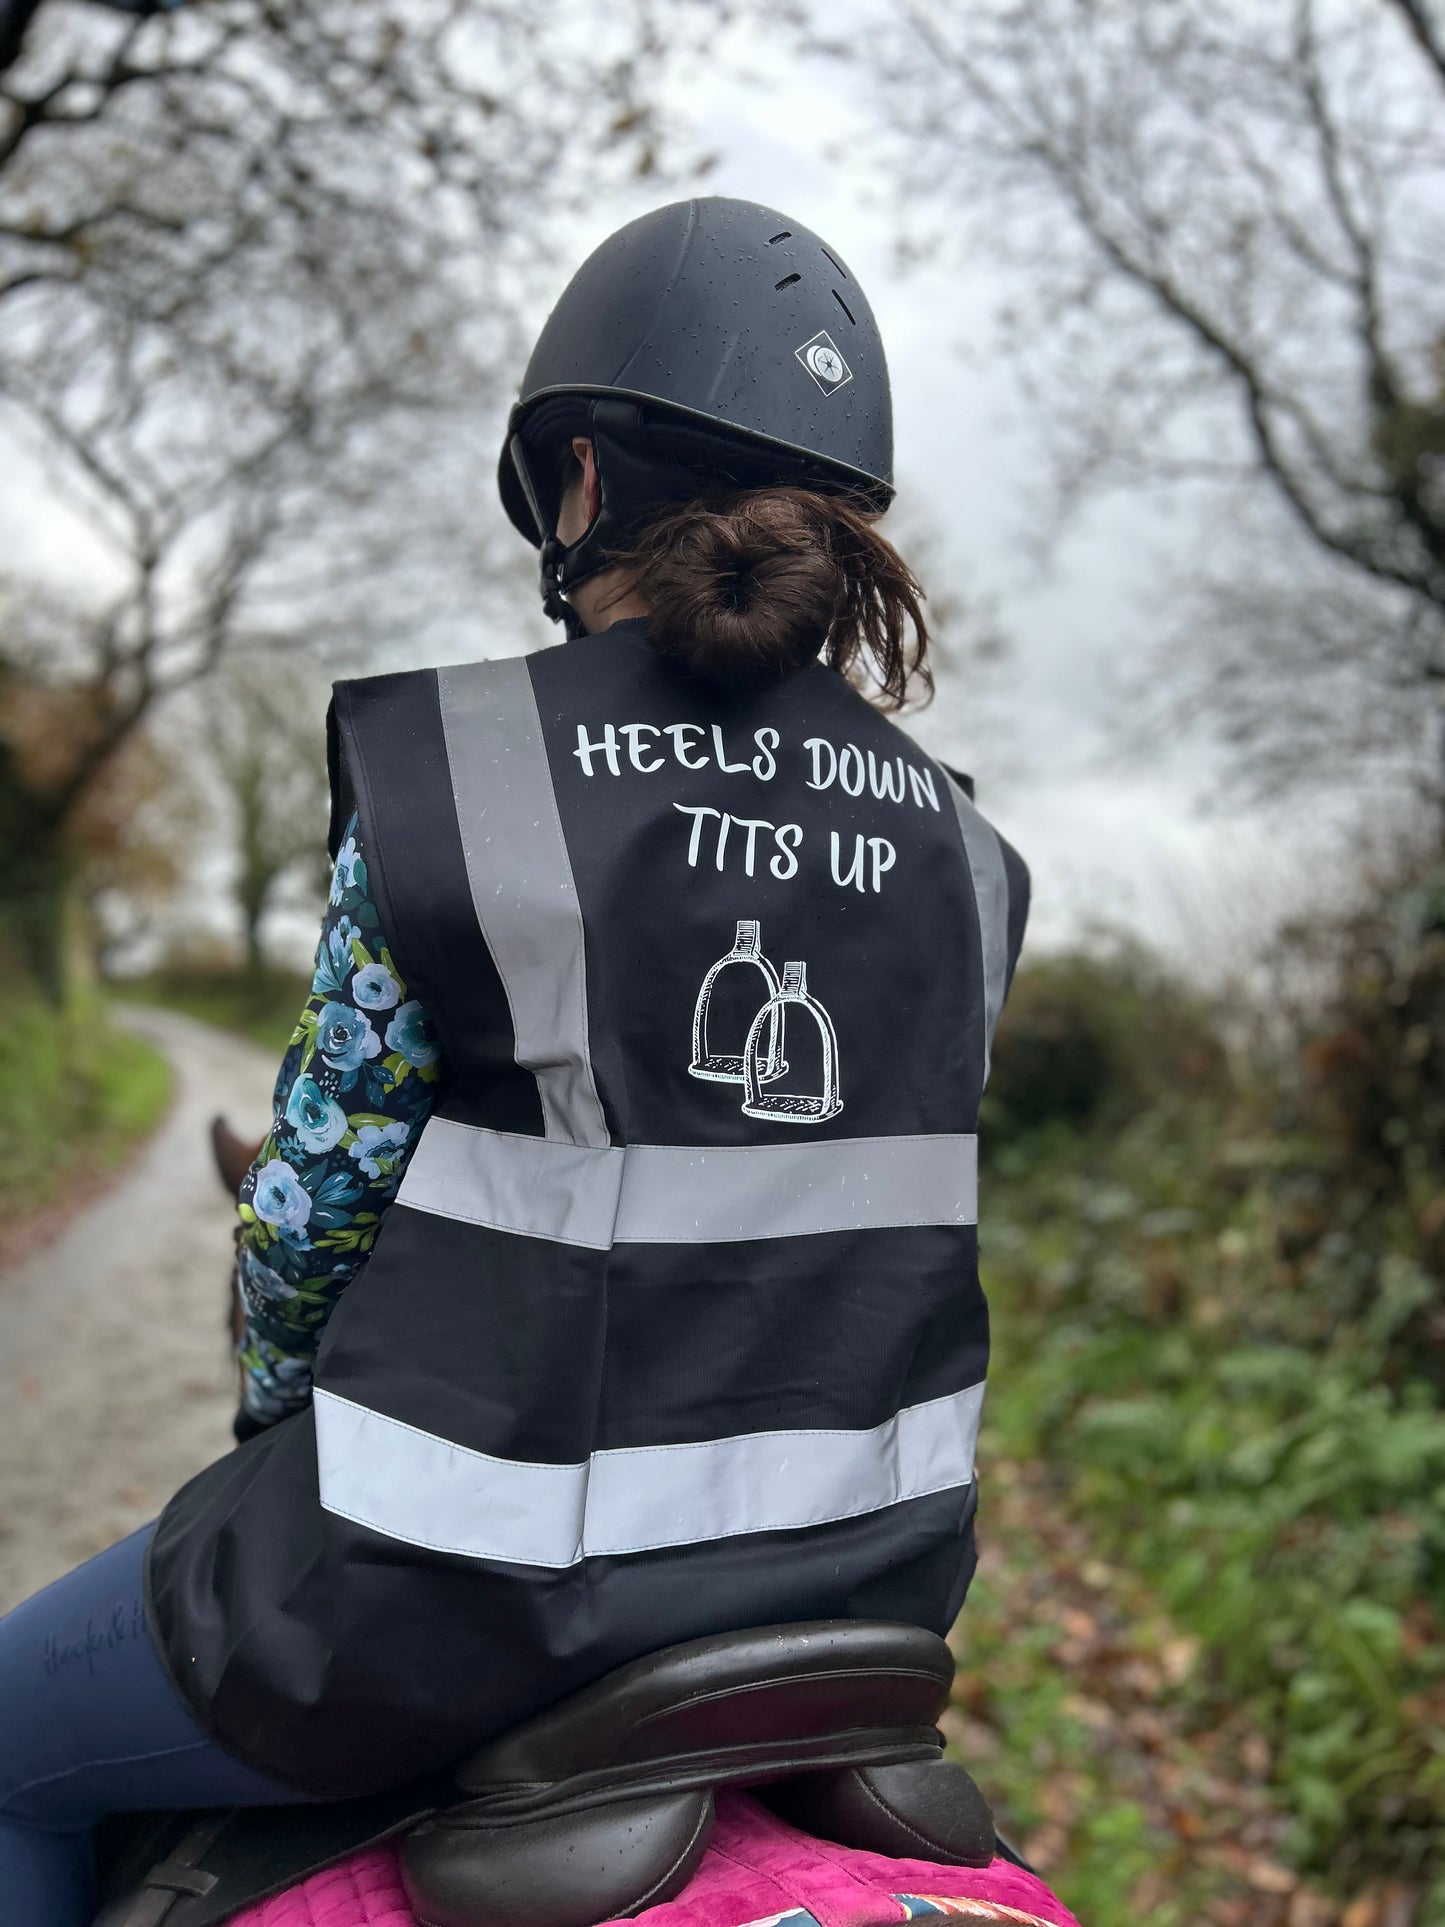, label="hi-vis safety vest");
[147,620,1029,1798]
